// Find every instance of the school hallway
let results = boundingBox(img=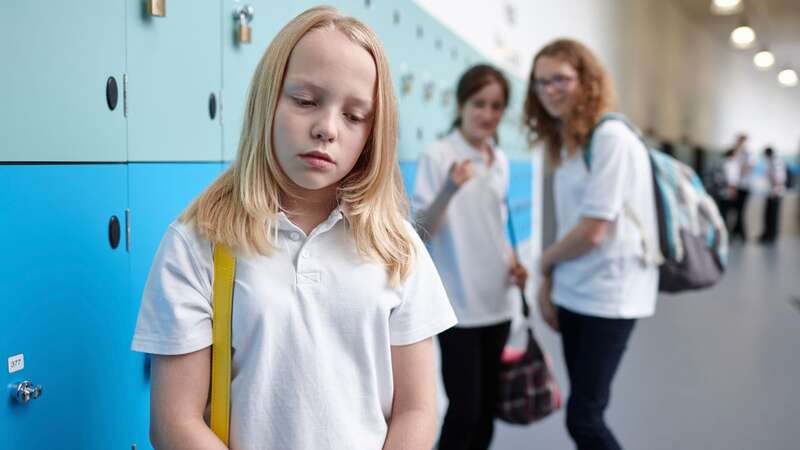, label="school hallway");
[491,236,800,450]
